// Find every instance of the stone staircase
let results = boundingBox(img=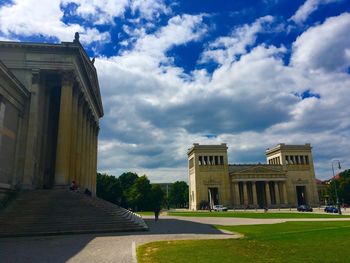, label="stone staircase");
[0,189,148,237]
